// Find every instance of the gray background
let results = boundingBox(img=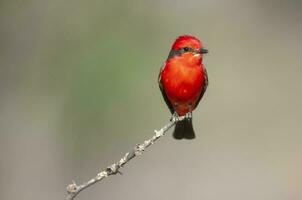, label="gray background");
[1,0,302,200]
